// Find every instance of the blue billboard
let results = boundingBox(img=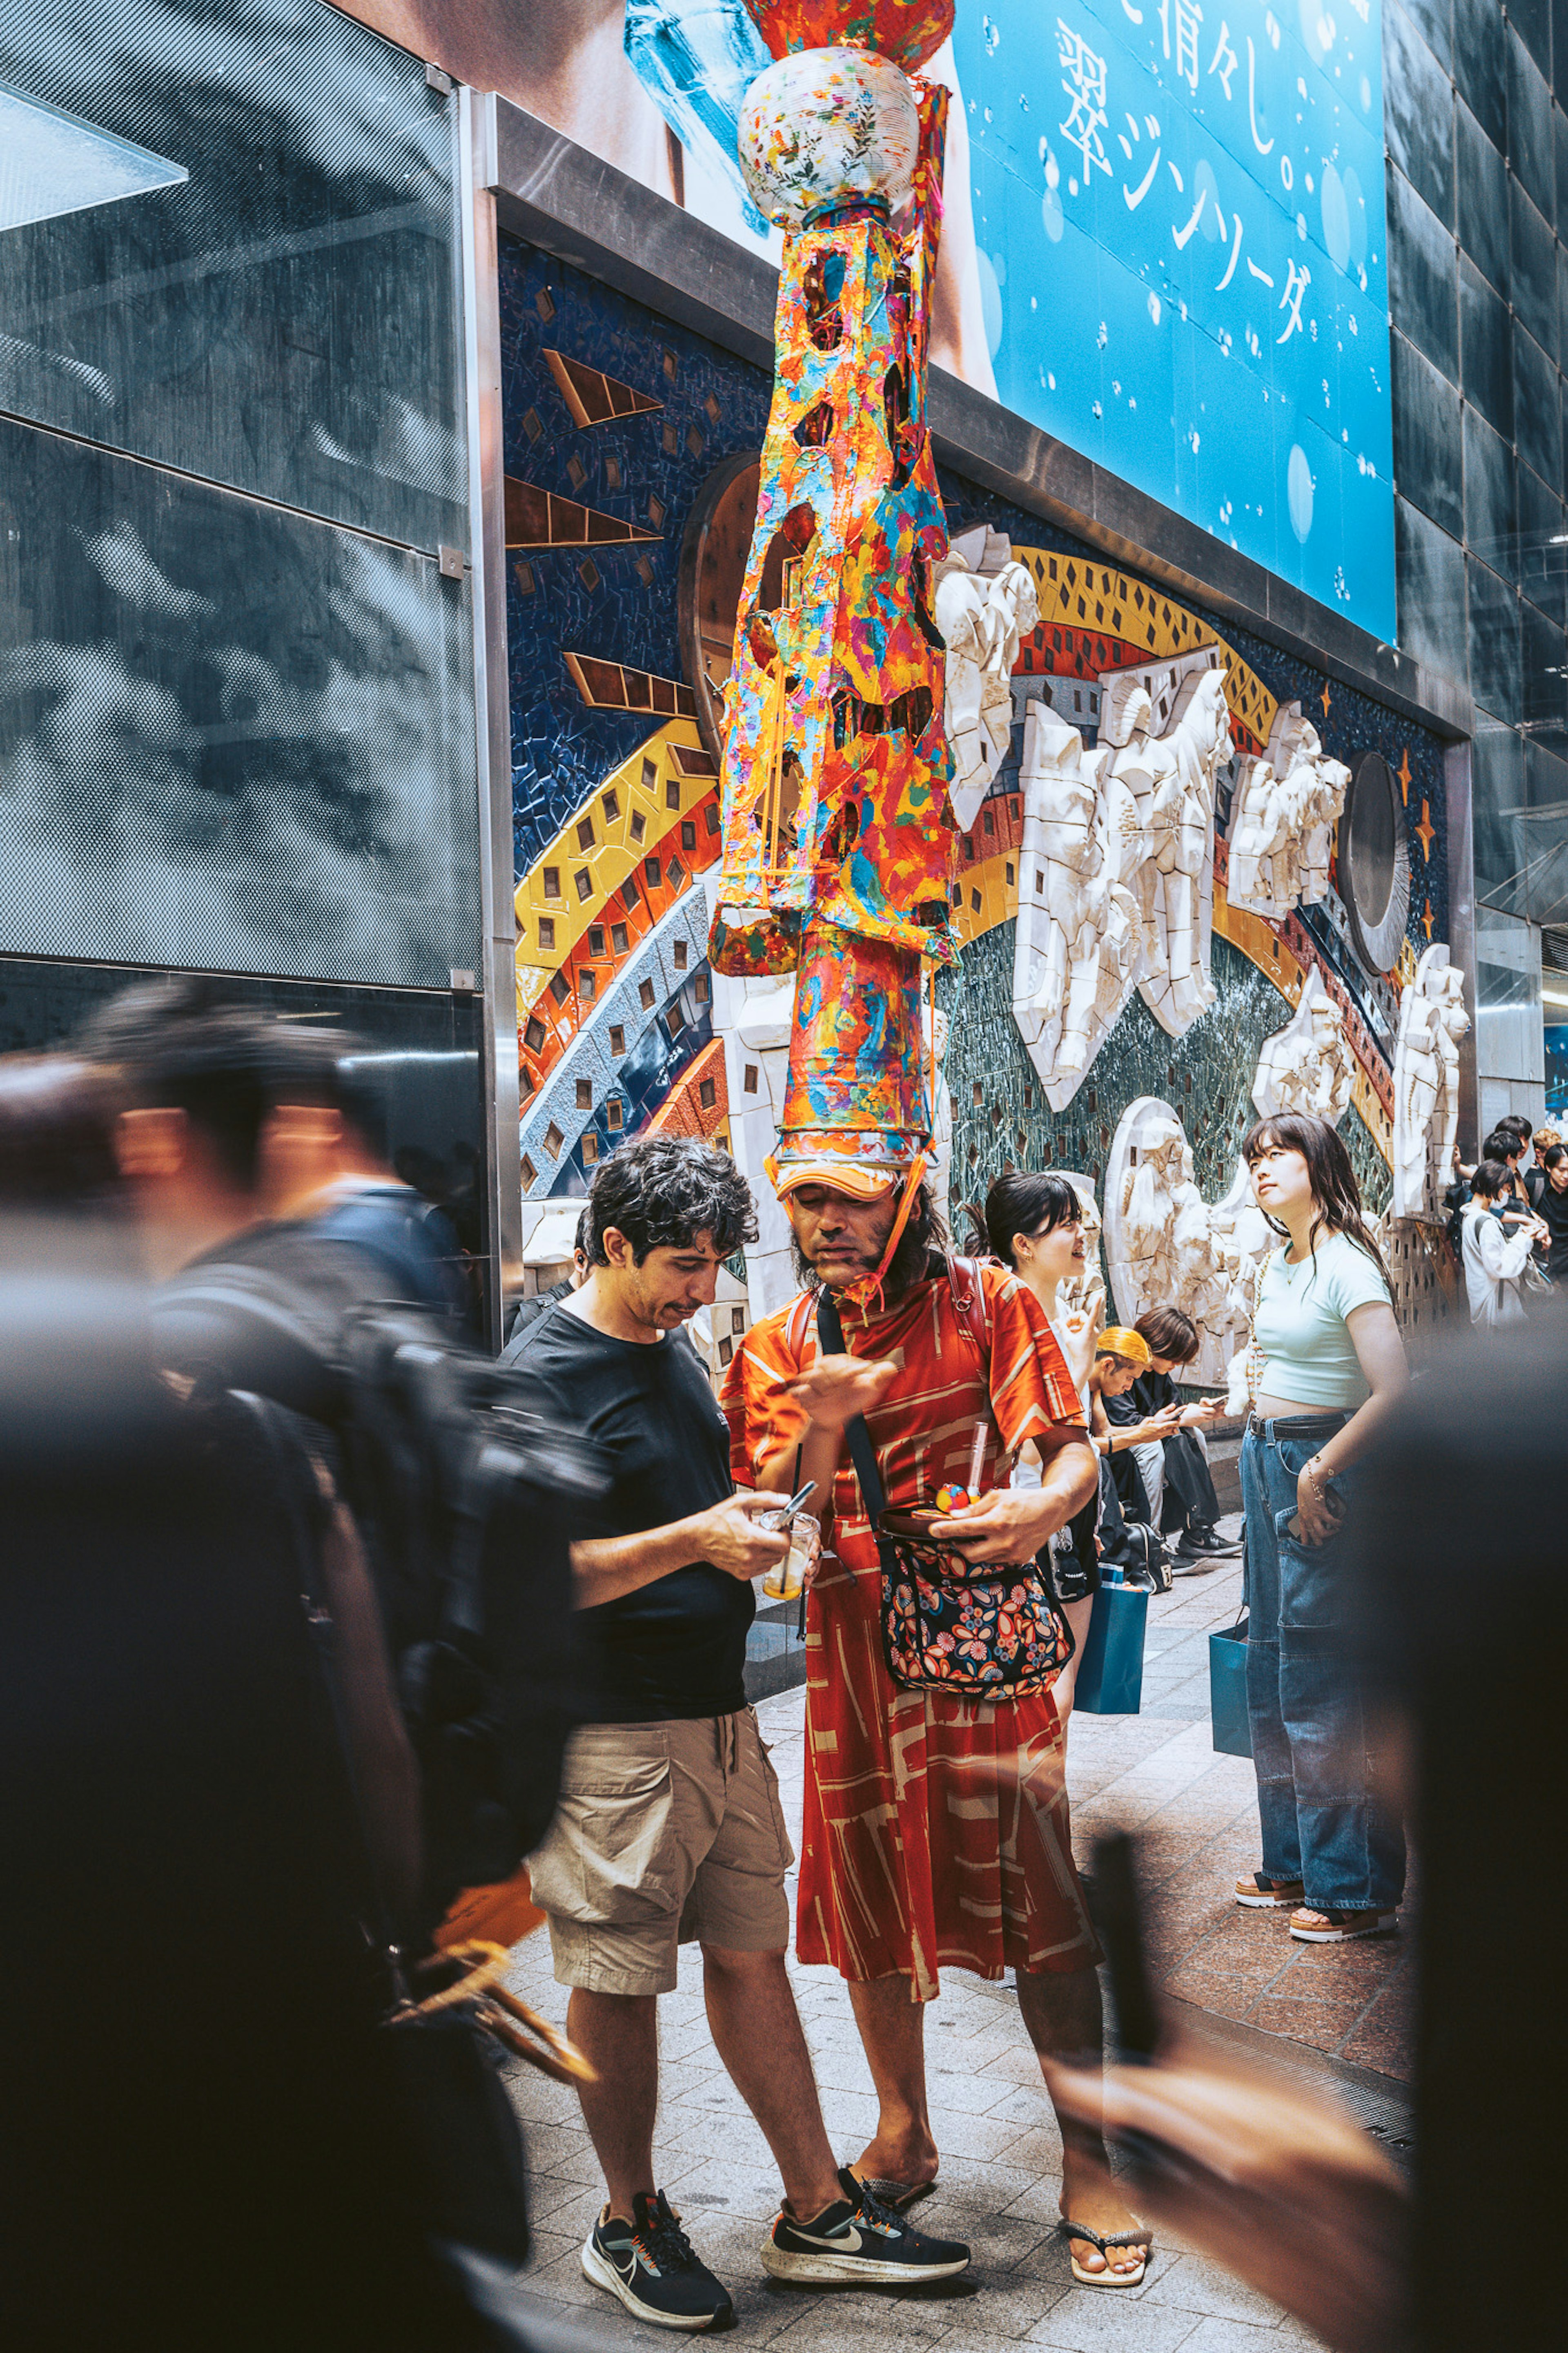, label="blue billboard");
[952,0,1394,637]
